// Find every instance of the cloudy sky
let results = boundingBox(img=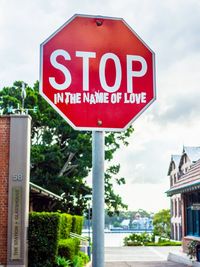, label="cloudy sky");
[1,0,200,212]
